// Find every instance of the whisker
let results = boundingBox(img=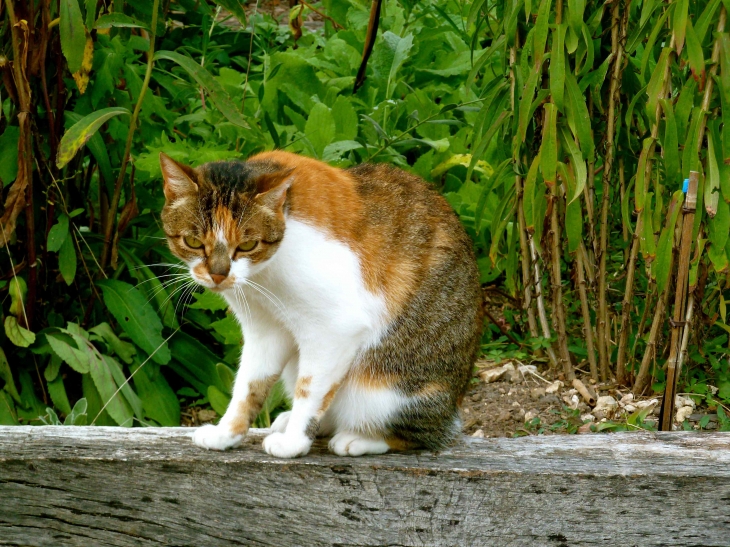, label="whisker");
[244,280,285,314]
